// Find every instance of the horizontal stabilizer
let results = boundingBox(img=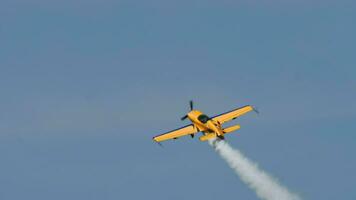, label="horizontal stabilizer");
[199,133,217,141]
[223,124,241,133]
